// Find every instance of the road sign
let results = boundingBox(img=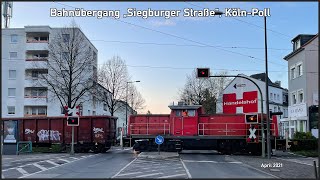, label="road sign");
[247,125,258,143]
[155,135,164,145]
